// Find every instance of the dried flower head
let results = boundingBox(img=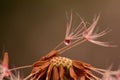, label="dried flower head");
[24,50,97,80]
[22,13,117,80]
[2,13,117,80]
